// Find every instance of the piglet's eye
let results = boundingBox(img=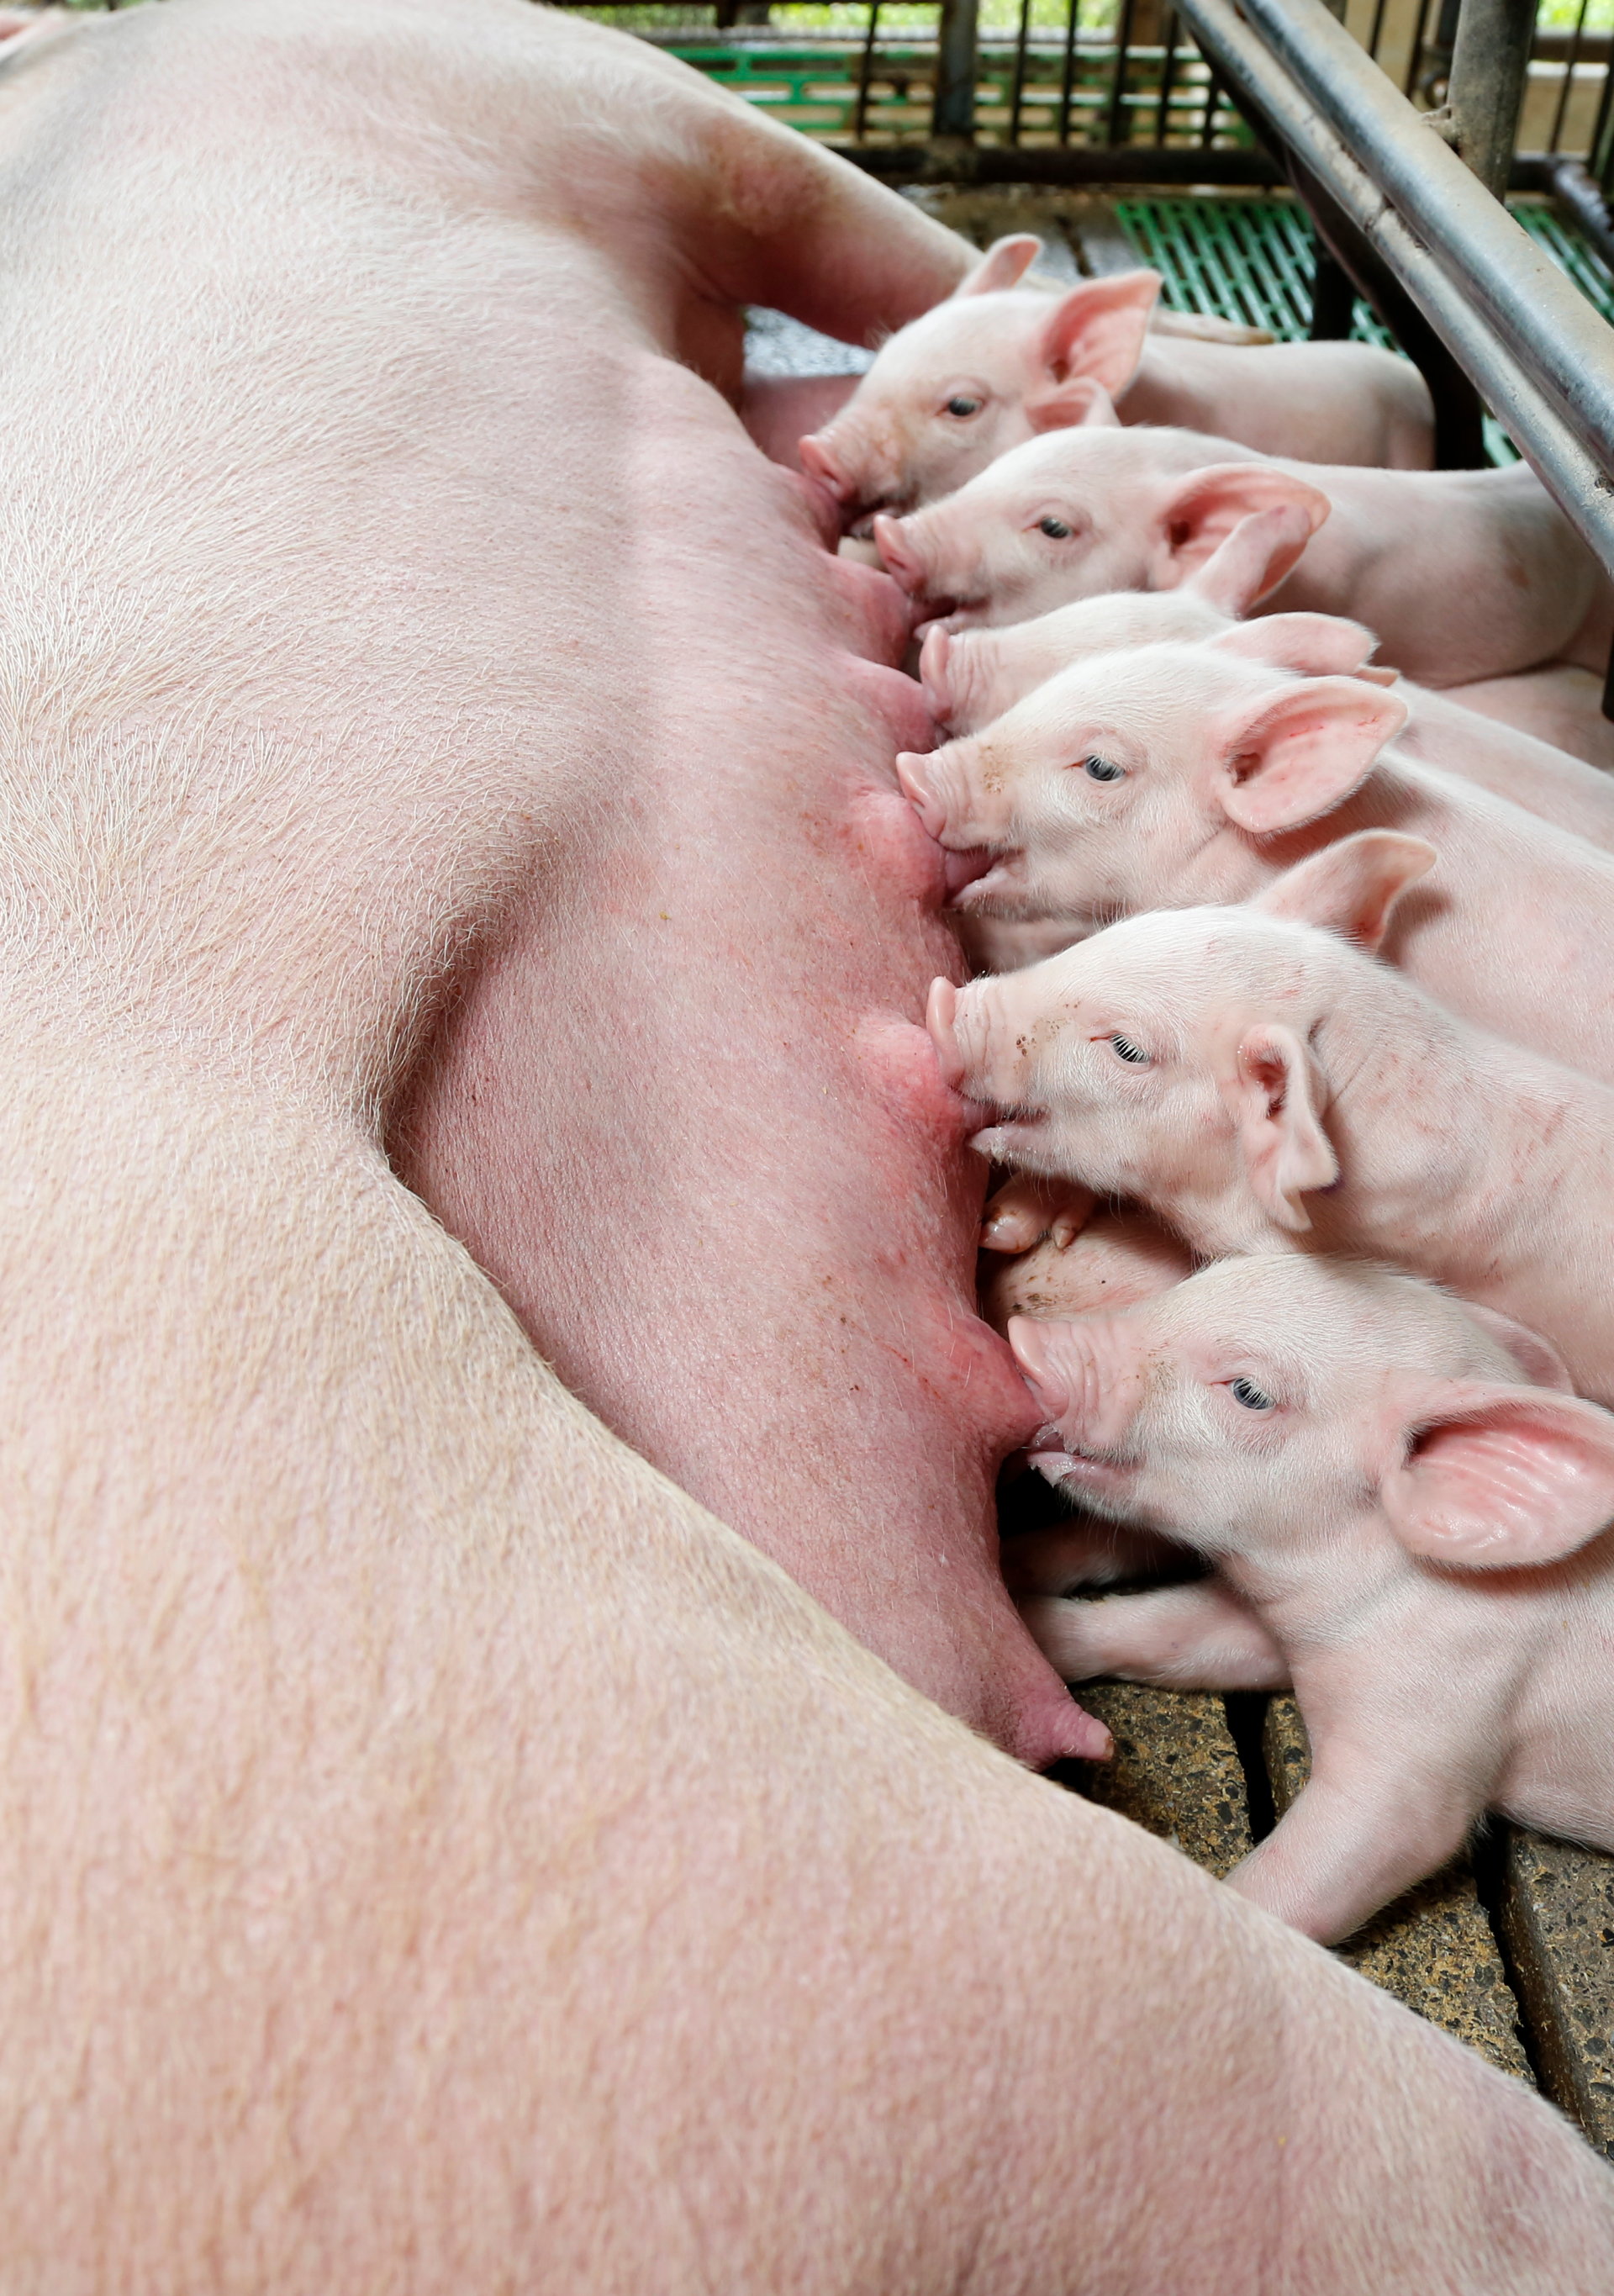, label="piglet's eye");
[1110,1033,1148,1065]
[1084,754,1125,783]
[1230,1377,1275,1412]
[945,395,983,419]
[1038,515,1073,539]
